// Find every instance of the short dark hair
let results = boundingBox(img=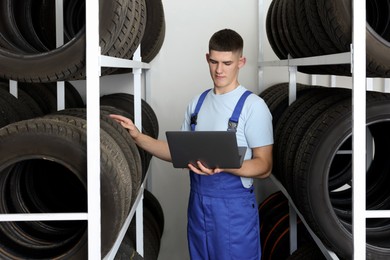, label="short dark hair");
[208,29,243,55]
